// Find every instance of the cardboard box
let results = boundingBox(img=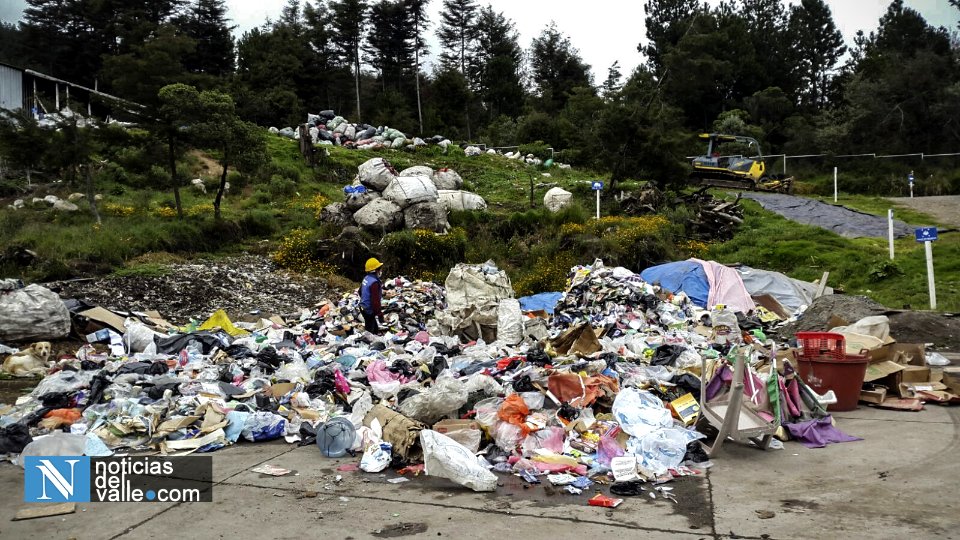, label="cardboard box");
[859,386,887,404]
[899,381,948,398]
[900,366,931,384]
[670,393,700,426]
[942,368,960,394]
[869,343,927,365]
[863,361,904,383]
